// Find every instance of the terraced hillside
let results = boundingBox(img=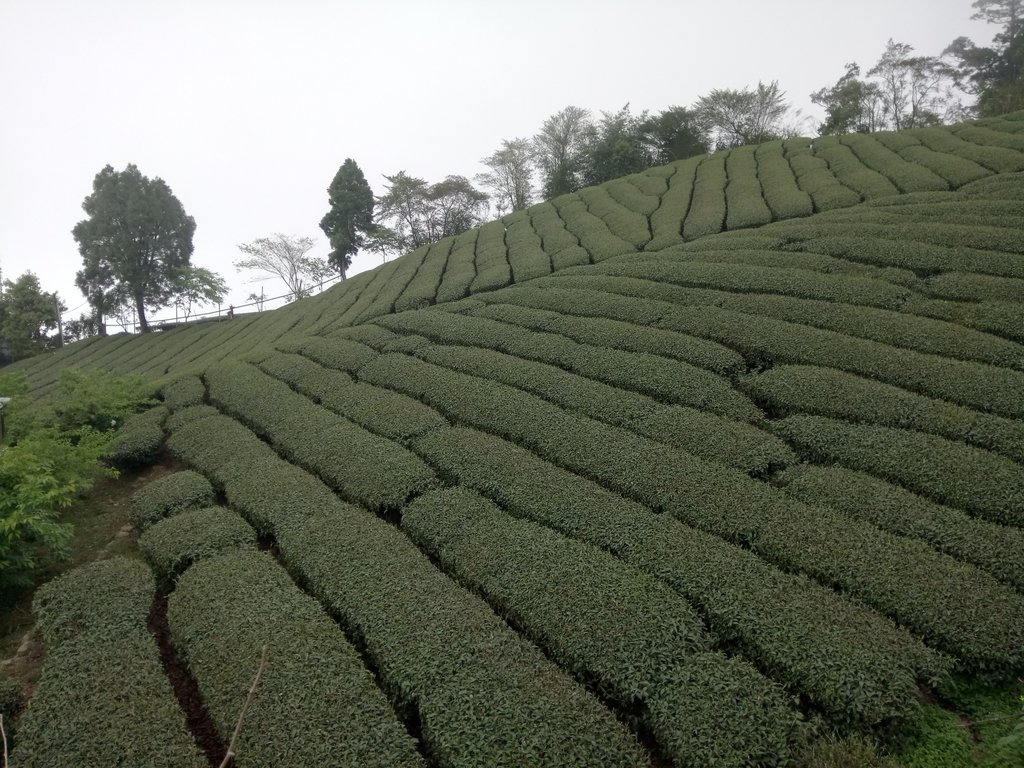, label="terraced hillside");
[8,112,1024,766]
